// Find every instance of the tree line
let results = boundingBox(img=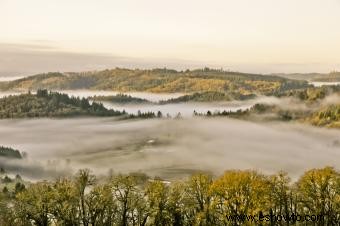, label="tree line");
[0,167,339,225]
[0,90,163,119]
[0,90,124,118]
